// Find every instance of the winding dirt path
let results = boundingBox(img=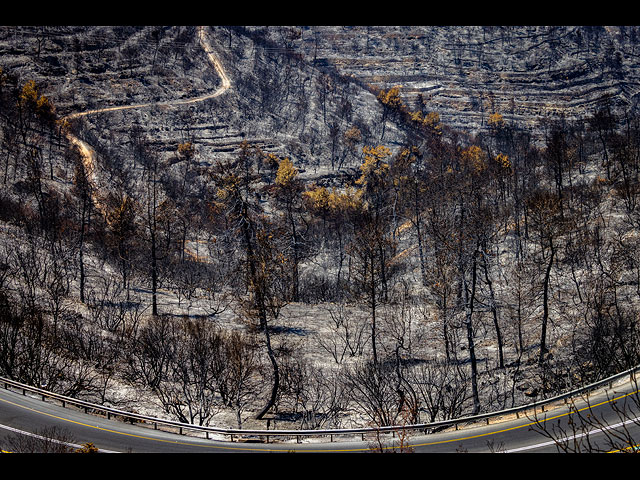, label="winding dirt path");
[63,26,231,216]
